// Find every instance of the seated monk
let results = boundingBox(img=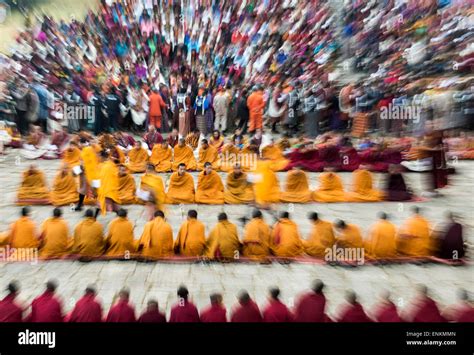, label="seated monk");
[62,142,81,167]
[195,163,225,204]
[443,289,474,323]
[27,280,64,322]
[200,293,227,323]
[1,207,39,249]
[0,281,23,322]
[271,212,303,257]
[105,287,136,322]
[174,210,206,256]
[334,220,363,249]
[365,212,397,259]
[150,141,172,172]
[126,141,149,173]
[209,130,224,152]
[117,165,136,204]
[336,291,372,322]
[50,165,78,206]
[169,286,200,322]
[166,163,195,204]
[230,290,263,322]
[68,286,103,322]
[205,213,241,260]
[239,144,257,172]
[280,167,312,203]
[140,164,166,219]
[434,211,465,260]
[294,280,330,322]
[385,164,413,201]
[138,299,167,323]
[397,206,432,257]
[219,140,240,172]
[346,166,384,202]
[253,159,281,206]
[304,212,335,258]
[261,140,289,171]
[105,209,136,258]
[224,164,254,204]
[372,291,402,322]
[39,208,70,258]
[72,209,105,257]
[262,287,294,322]
[16,165,50,205]
[138,210,174,259]
[312,169,346,203]
[172,138,197,171]
[197,139,220,171]
[404,285,445,322]
[242,209,272,260]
